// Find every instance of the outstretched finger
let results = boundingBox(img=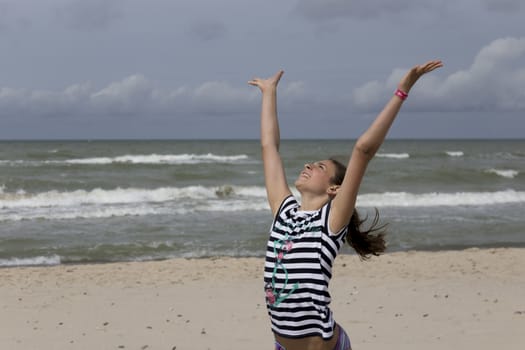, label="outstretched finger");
[399,60,443,92]
[272,70,284,82]
[422,60,443,73]
[248,78,261,86]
